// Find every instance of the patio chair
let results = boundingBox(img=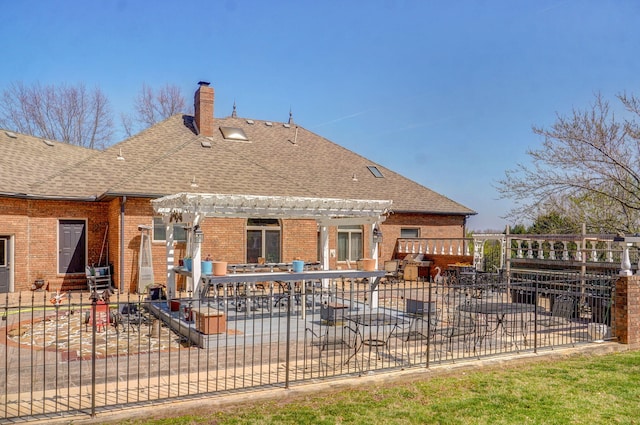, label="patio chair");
[112,302,144,332]
[85,300,110,332]
[437,310,482,357]
[305,325,354,375]
[394,310,439,365]
[533,295,576,347]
